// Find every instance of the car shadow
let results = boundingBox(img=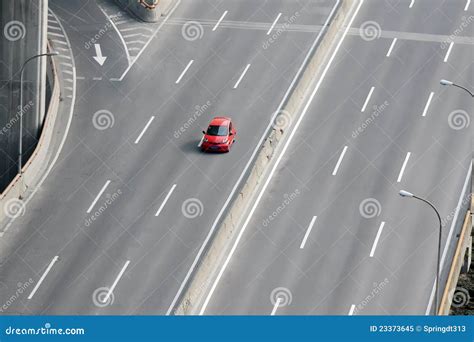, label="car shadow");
[179,140,204,155]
